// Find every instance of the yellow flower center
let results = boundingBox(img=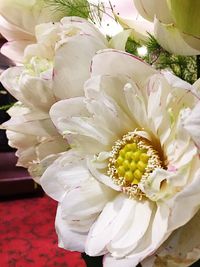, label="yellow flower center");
[108,132,162,200]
